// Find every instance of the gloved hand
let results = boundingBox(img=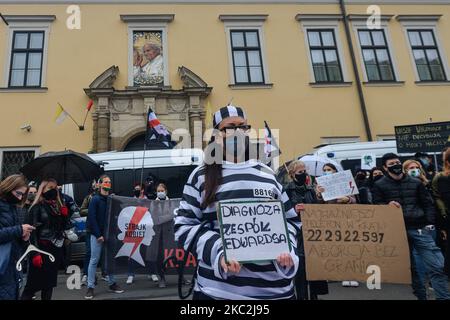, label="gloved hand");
[60,206,69,217]
[65,229,79,242]
[32,254,43,268]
